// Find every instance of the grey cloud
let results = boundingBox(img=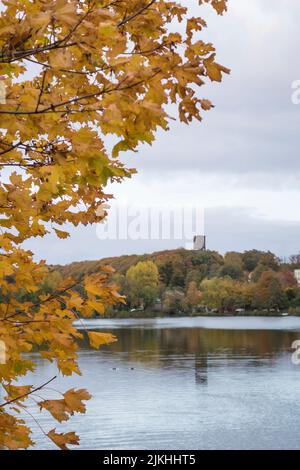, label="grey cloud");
[117,0,300,188]
[205,207,300,258]
[24,207,300,265]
